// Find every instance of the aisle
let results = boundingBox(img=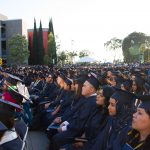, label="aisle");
[26,131,49,150]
